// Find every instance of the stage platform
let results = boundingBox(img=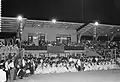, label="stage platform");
[14,69,120,82]
[22,46,84,50]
